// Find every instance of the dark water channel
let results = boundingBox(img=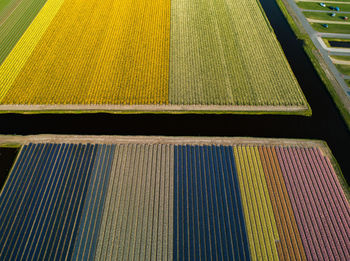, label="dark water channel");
[329,41,350,48]
[0,147,19,188]
[0,0,349,183]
